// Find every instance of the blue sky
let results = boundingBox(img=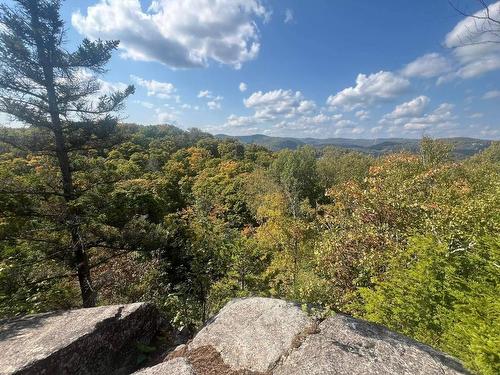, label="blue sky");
[5,0,500,138]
